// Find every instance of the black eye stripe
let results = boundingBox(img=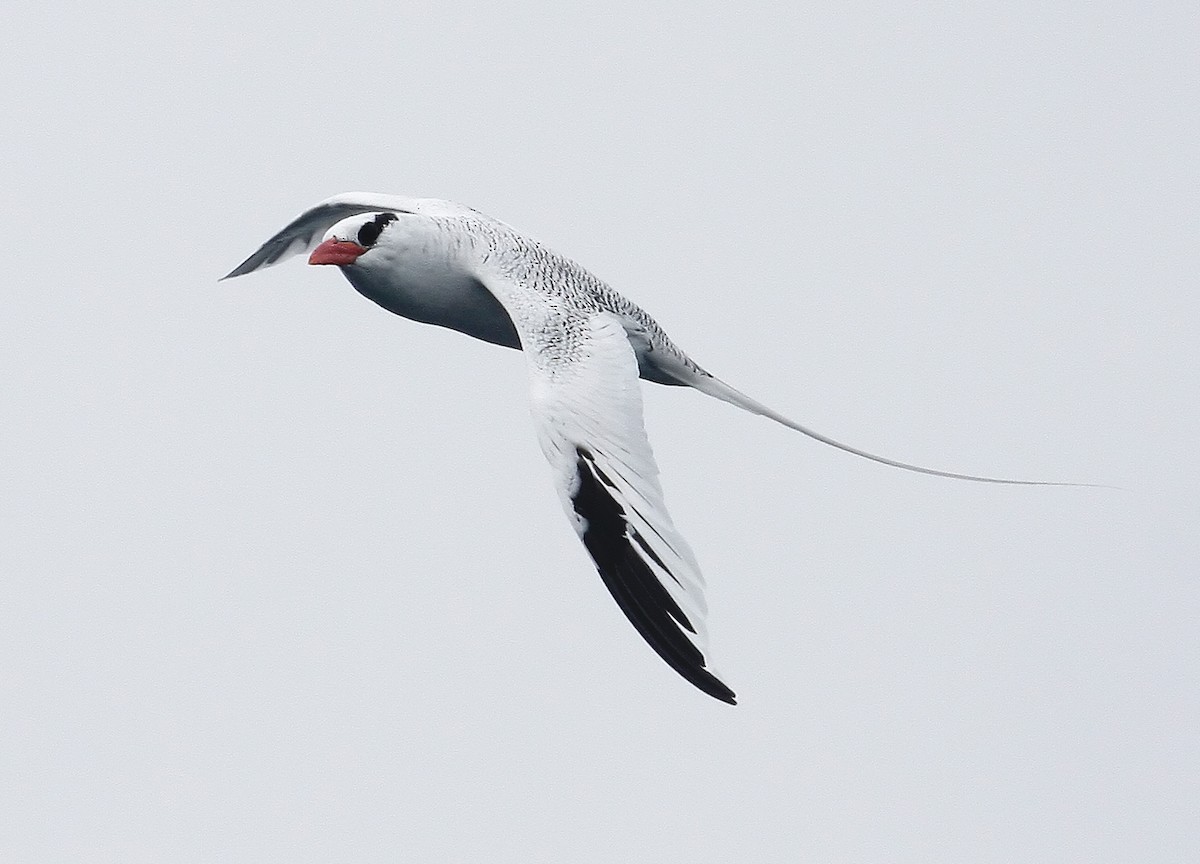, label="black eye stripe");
[356,212,398,247]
